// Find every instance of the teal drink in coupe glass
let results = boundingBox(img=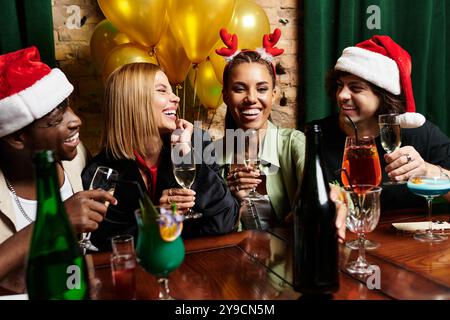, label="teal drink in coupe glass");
[135,197,184,299]
[407,175,450,242]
